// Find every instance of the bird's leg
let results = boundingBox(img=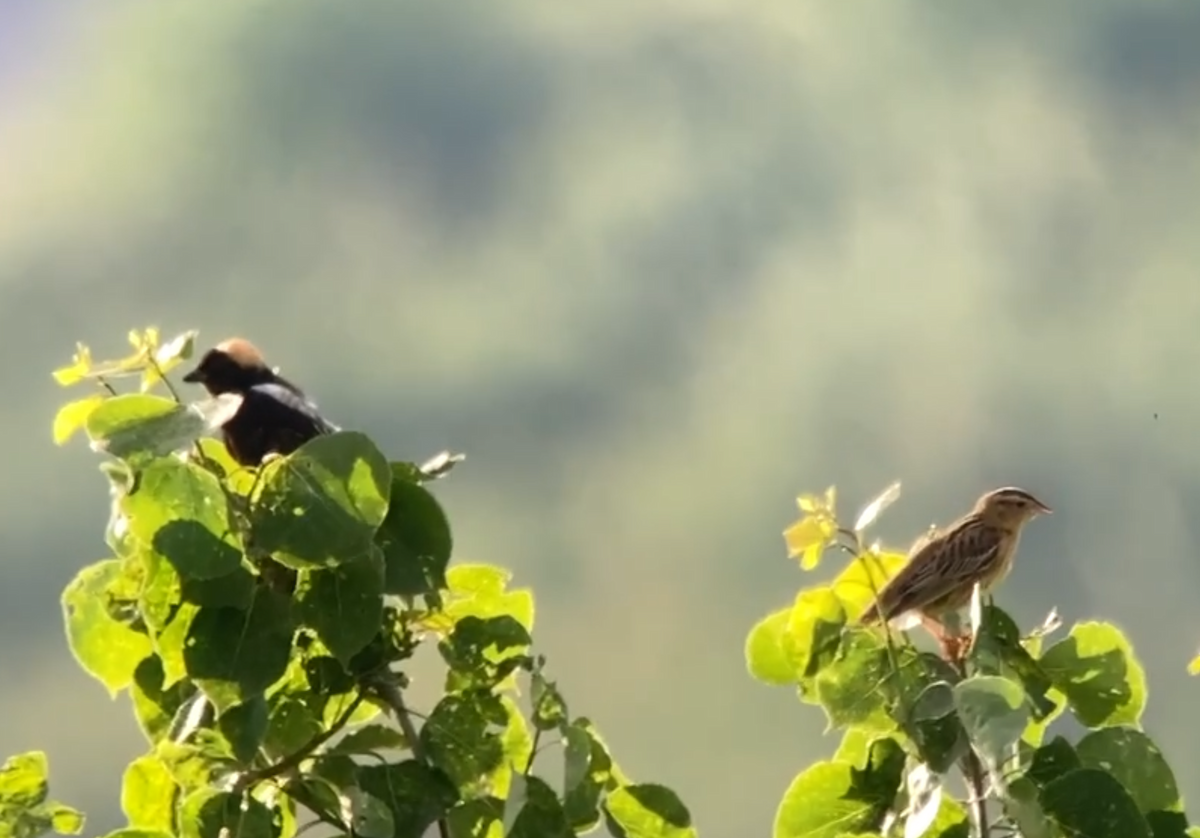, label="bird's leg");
[925,612,973,664]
